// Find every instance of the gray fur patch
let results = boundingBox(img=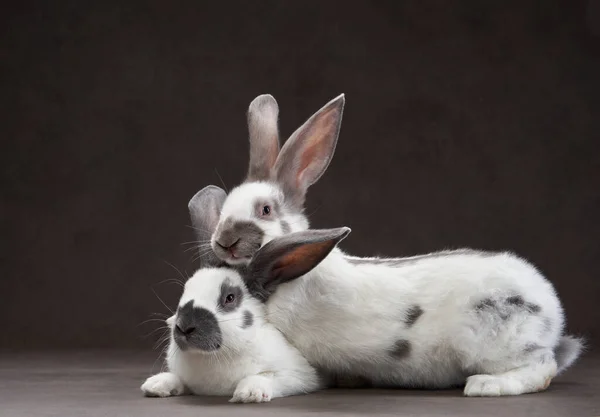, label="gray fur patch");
[214,218,264,259]
[475,295,541,321]
[174,301,222,352]
[543,317,553,333]
[346,249,495,267]
[217,279,244,313]
[506,295,525,306]
[524,343,543,353]
[242,310,254,328]
[389,339,411,359]
[506,295,541,313]
[404,305,424,327]
[475,298,497,310]
[280,220,291,234]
